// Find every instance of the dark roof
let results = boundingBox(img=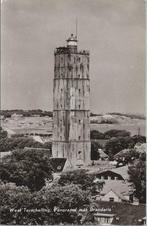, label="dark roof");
[49,157,66,172]
[96,165,129,181]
